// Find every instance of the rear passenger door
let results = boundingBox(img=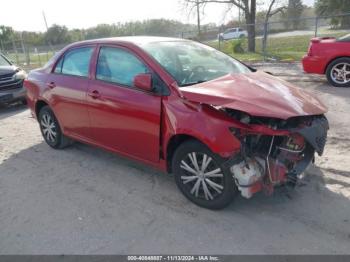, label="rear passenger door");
[48,46,95,139]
